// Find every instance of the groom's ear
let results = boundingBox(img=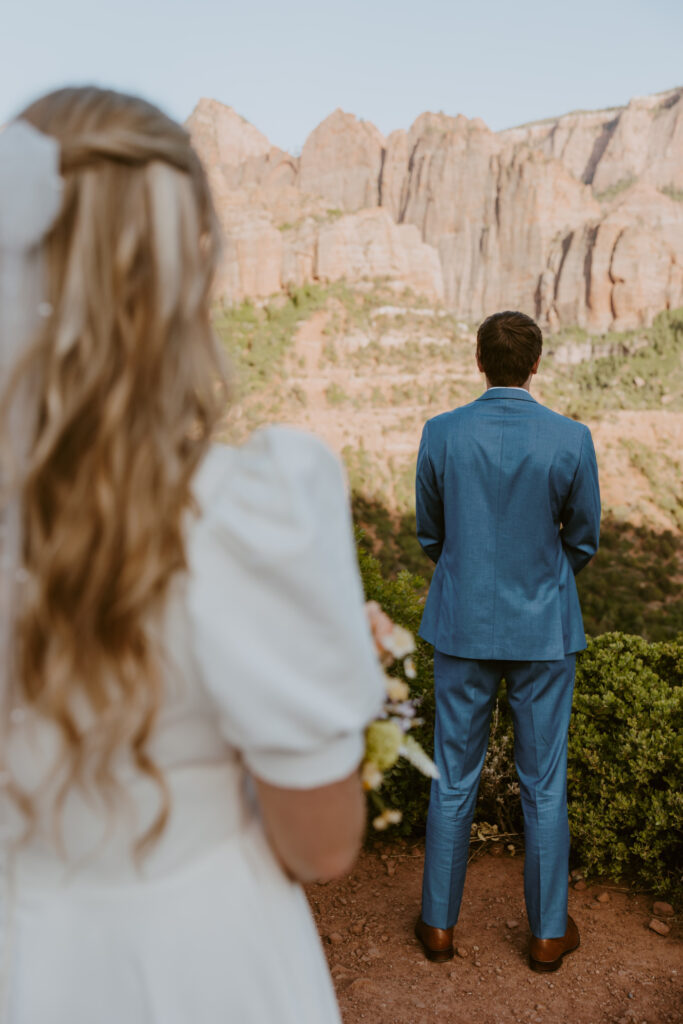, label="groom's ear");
[476,348,484,374]
[531,356,541,375]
